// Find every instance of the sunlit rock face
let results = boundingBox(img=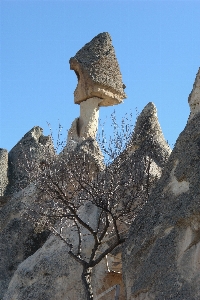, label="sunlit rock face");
[70,32,126,106]
[0,148,8,197]
[126,101,171,168]
[122,71,200,299]
[66,32,126,148]
[66,97,102,144]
